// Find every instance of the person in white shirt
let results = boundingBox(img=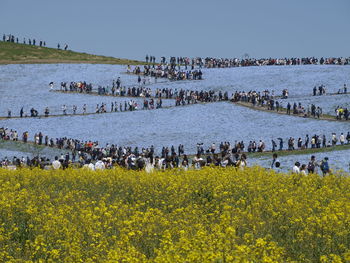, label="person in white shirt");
[210,143,216,153]
[332,133,337,146]
[292,162,300,174]
[52,156,61,170]
[145,157,155,173]
[94,159,105,170]
[88,162,95,170]
[83,159,95,170]
[221,157,229,168]
[193,154,203,169]
[340,133,345,145]
[236,154,247,170]
[158,157,165,170]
